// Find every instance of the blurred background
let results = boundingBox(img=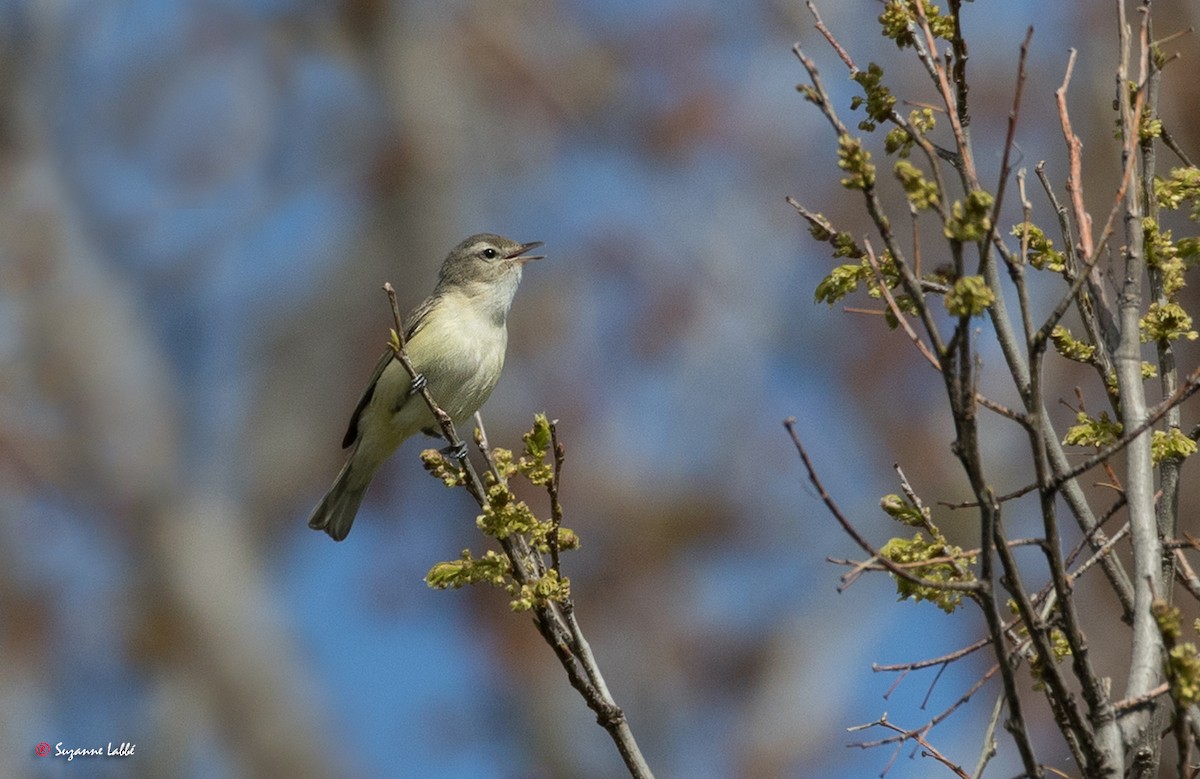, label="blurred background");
[4,0,1200,777]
